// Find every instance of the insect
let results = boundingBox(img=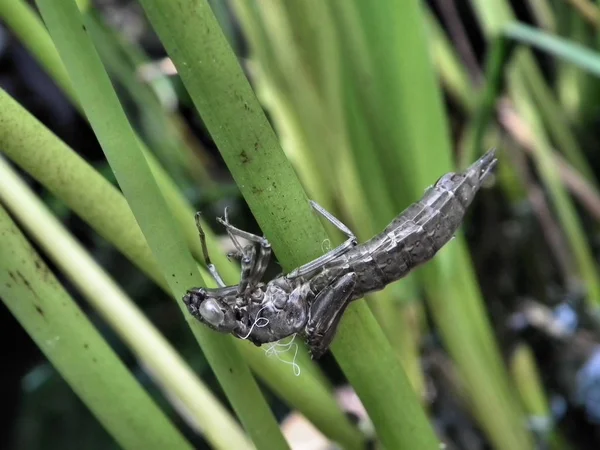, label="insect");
[184,149,498,358]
